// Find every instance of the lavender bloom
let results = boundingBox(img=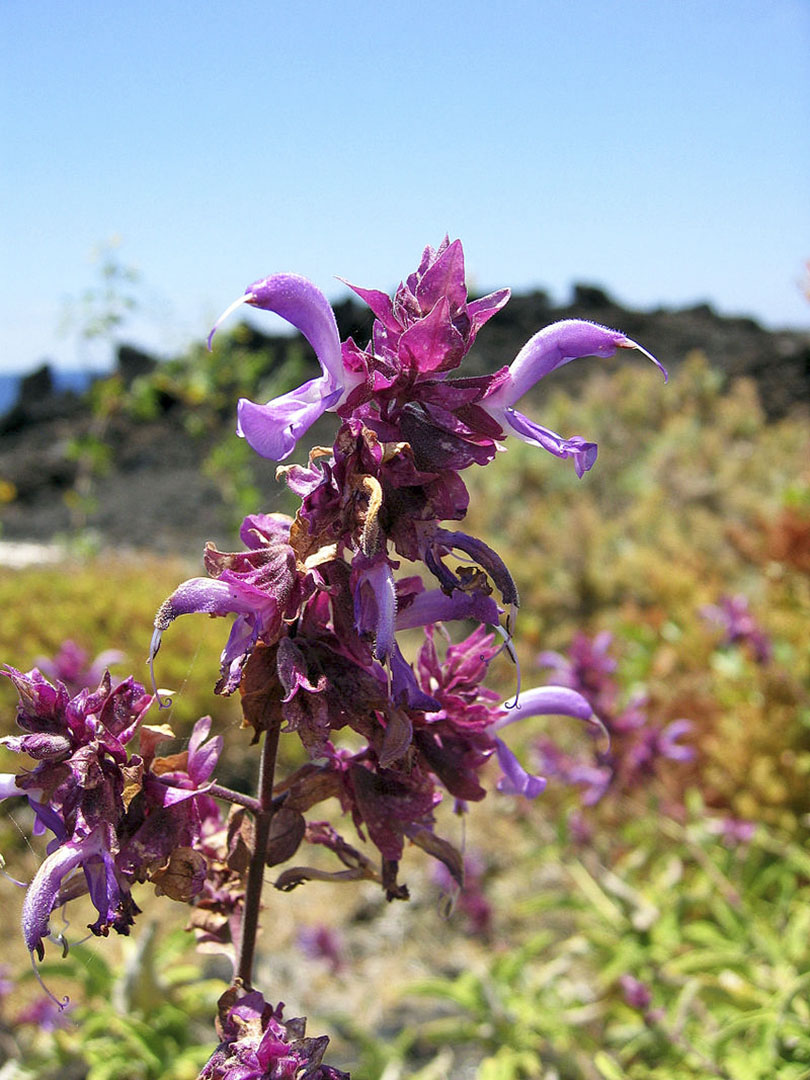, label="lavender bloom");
[480,320,666,476]
[298,924,345,973]
[619,974,653,1012]
[210,239,661,475]
[14,994,74,1031]
[535,632,693,800]
[707,816,757,848]
[151,513,305,695]
[208,273,363,462]
[701,594,773,664]
[492,686,596,799]
[538,629,618,718]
